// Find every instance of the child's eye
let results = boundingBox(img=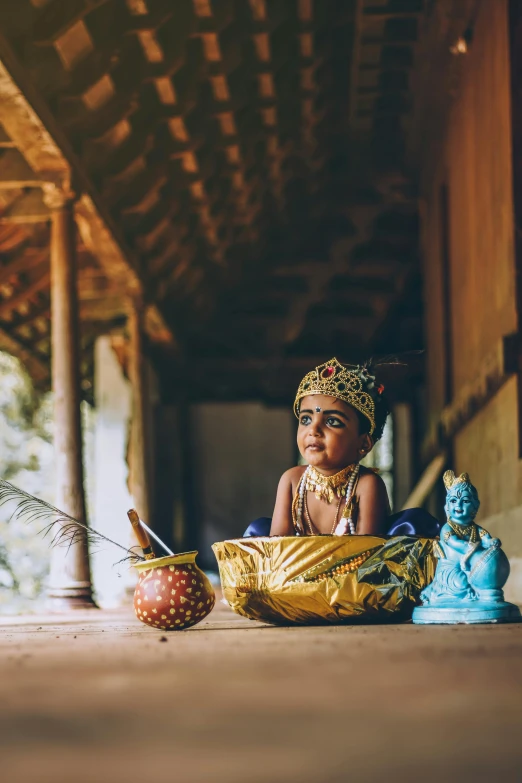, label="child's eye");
[300,415,312,425]
[326,416,344,428]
